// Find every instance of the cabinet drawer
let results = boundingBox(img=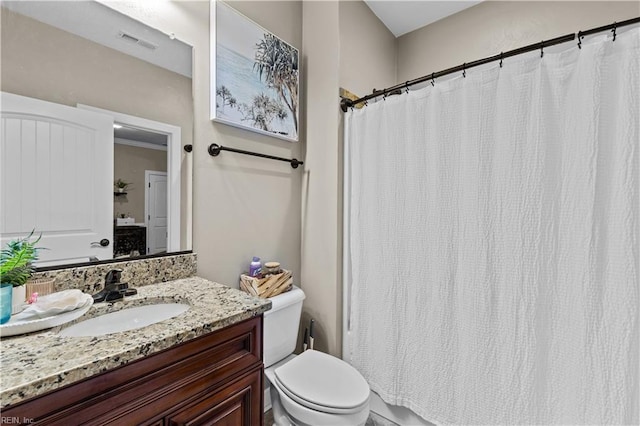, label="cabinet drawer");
[2,317,263,425]
[166,367,262,426]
